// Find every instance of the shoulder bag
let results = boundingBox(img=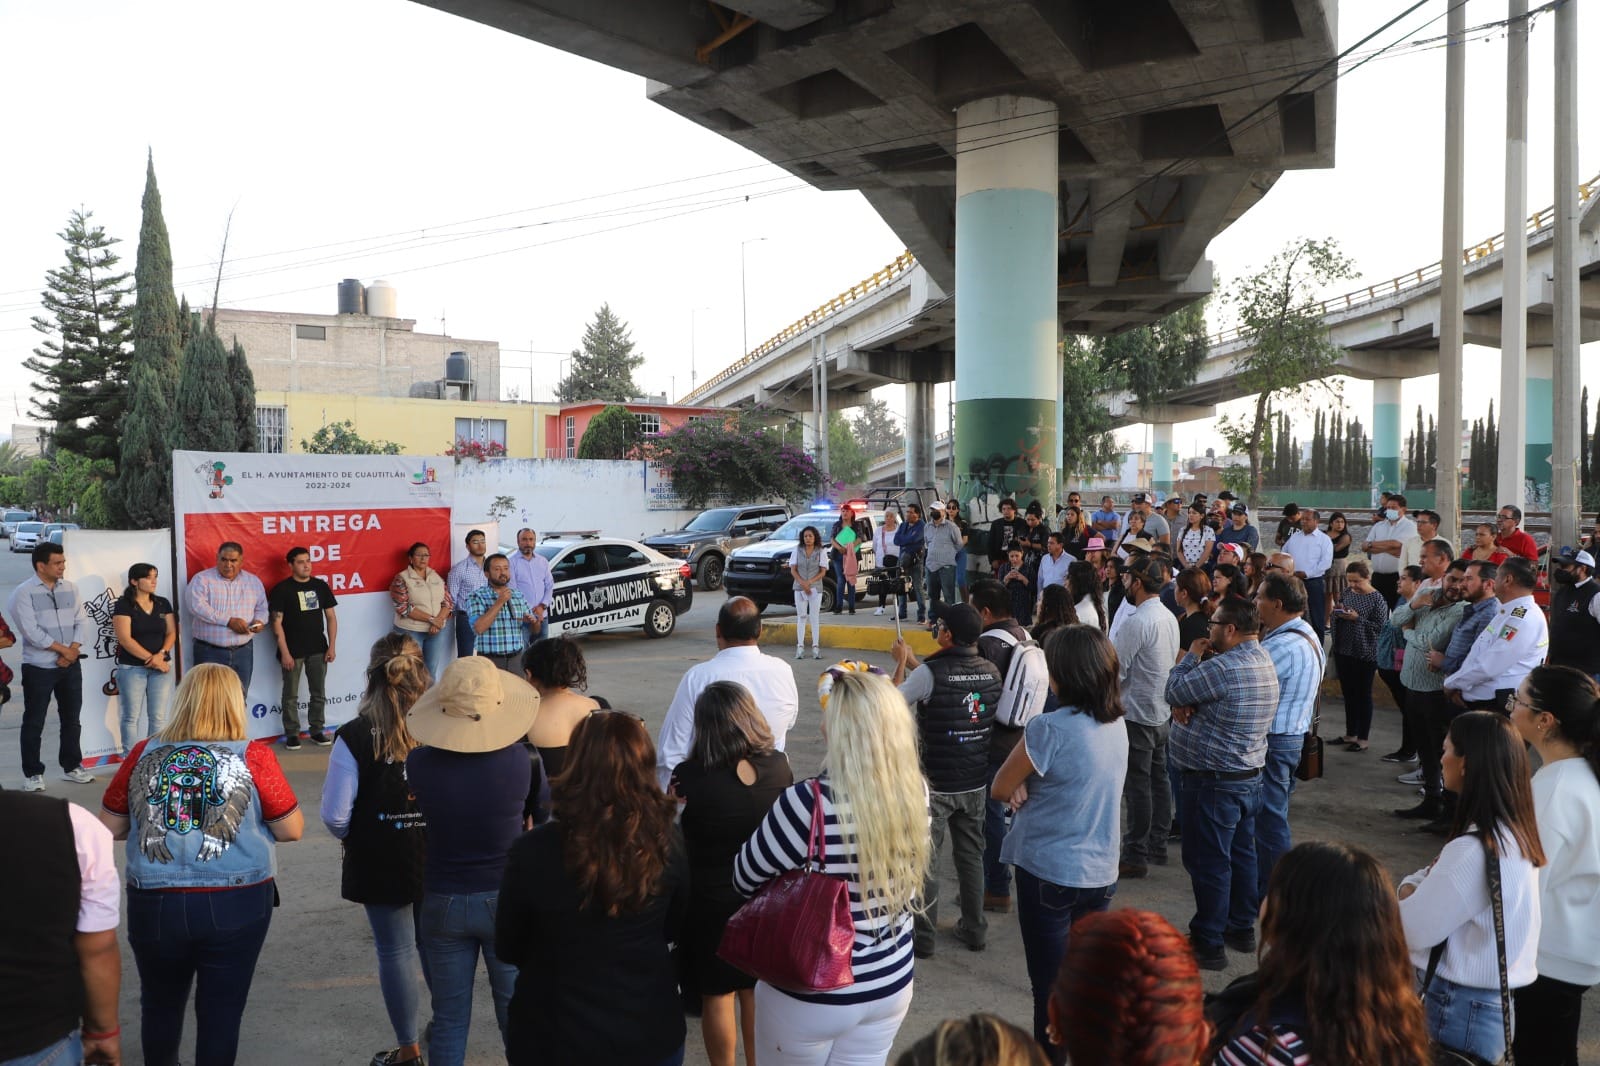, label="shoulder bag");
[1419,842,1514,1066]
[1286,626,1325,782]
[718,777,855,993]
